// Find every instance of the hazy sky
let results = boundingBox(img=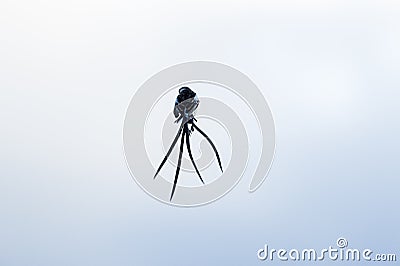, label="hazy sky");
[1,1,399,265]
